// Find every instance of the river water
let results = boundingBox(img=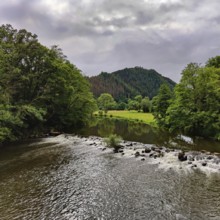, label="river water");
[0,119,220,220]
